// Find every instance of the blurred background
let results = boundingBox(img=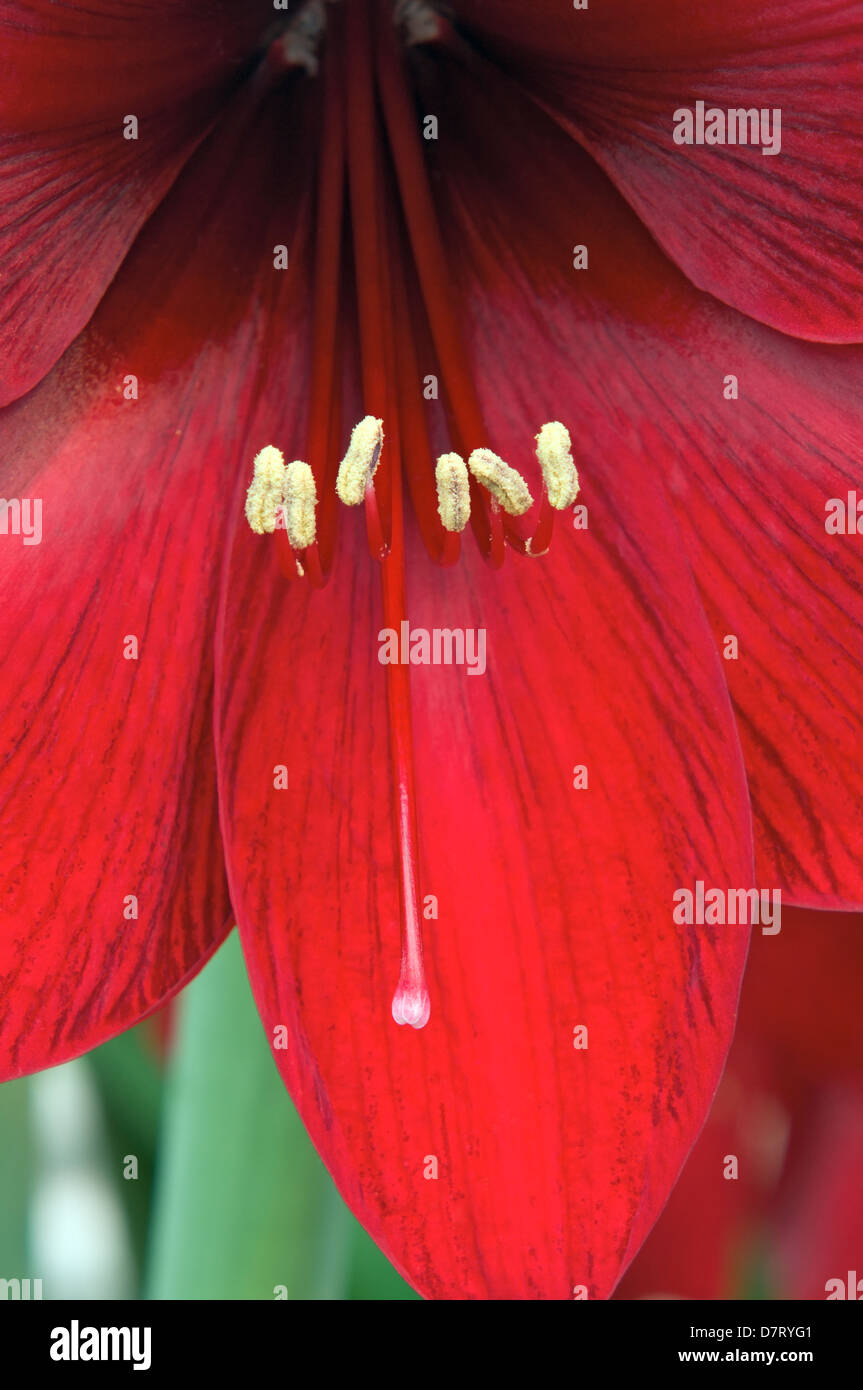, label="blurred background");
[1,912,860,1300]
[0,931,417,1300]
